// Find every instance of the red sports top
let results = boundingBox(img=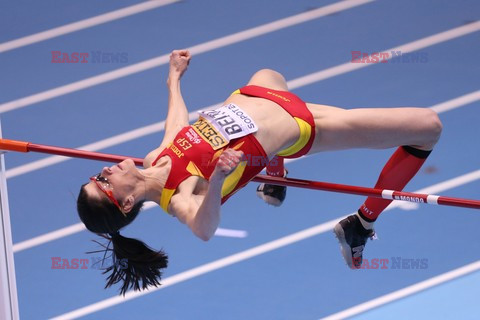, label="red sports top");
[152,118,268,214]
